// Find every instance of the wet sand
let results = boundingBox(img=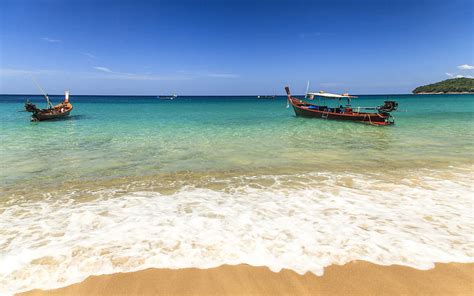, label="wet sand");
[20,262,473,296]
